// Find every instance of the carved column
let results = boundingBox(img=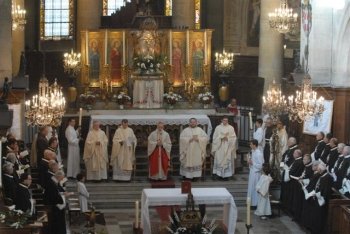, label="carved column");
[172,0,195,29]
[12,0,25,76]
[258,0,284,93]
[0,0,12,83]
